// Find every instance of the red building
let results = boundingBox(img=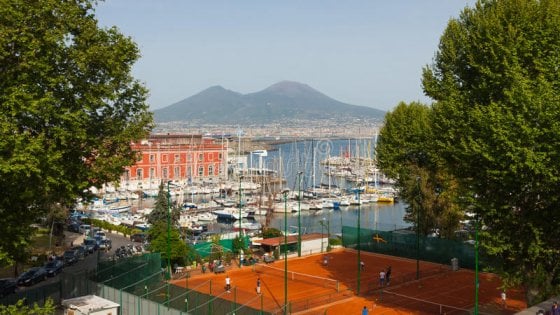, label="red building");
[122,134,229,185]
